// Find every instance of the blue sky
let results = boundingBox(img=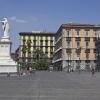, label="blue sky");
[0,0,100,52]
